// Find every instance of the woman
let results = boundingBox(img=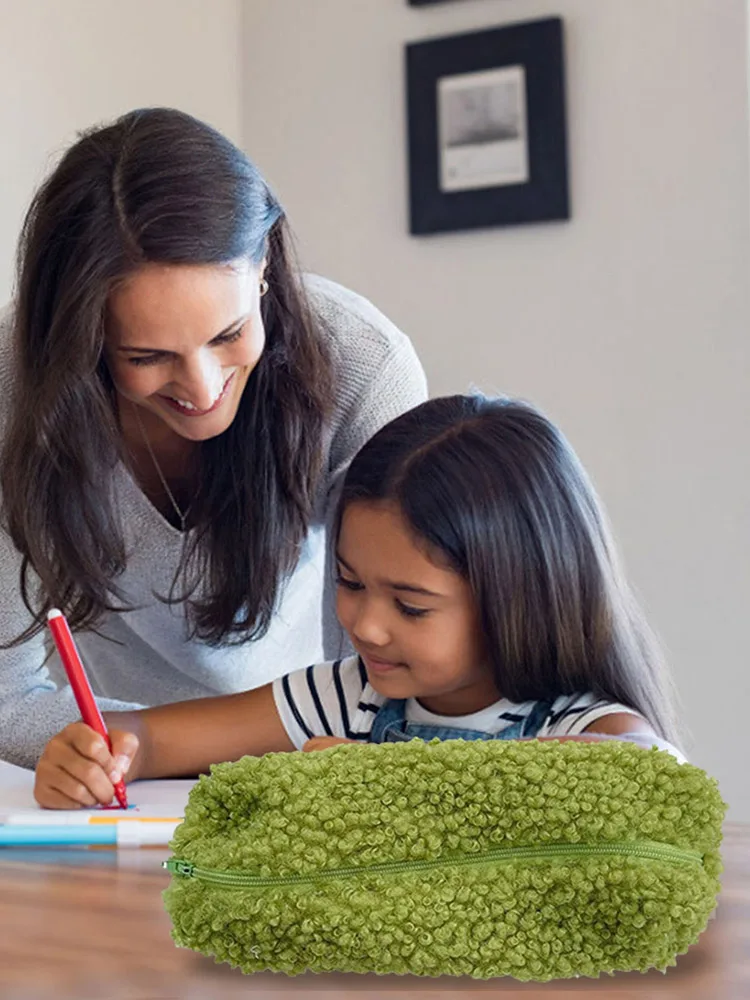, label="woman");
[0,107,427,768]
